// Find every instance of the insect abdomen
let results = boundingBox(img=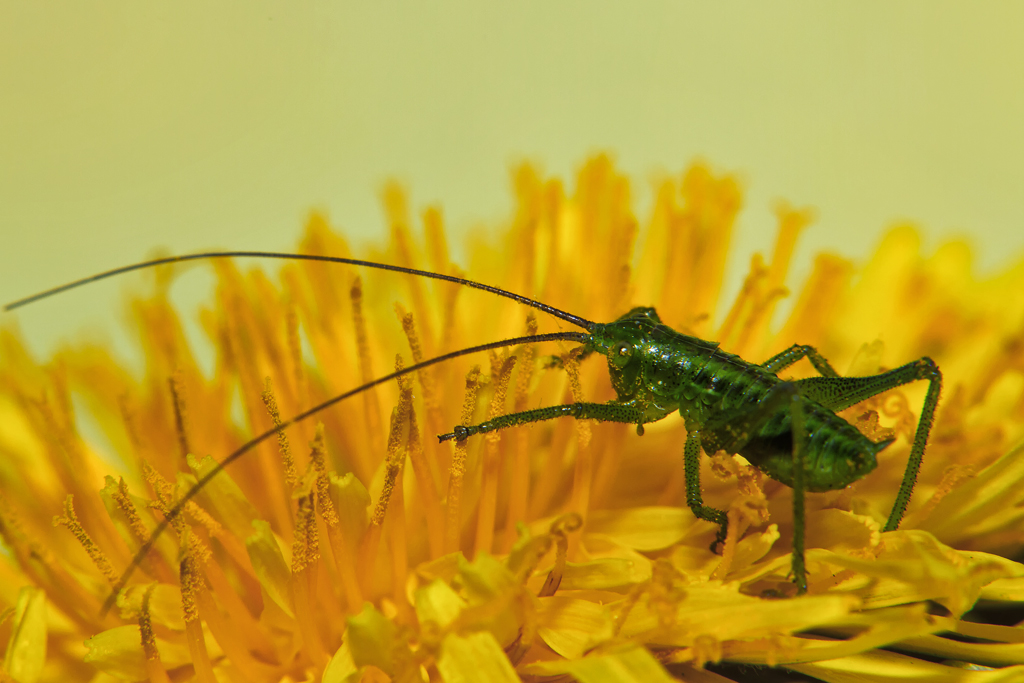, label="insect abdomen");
[736,403,888,491]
